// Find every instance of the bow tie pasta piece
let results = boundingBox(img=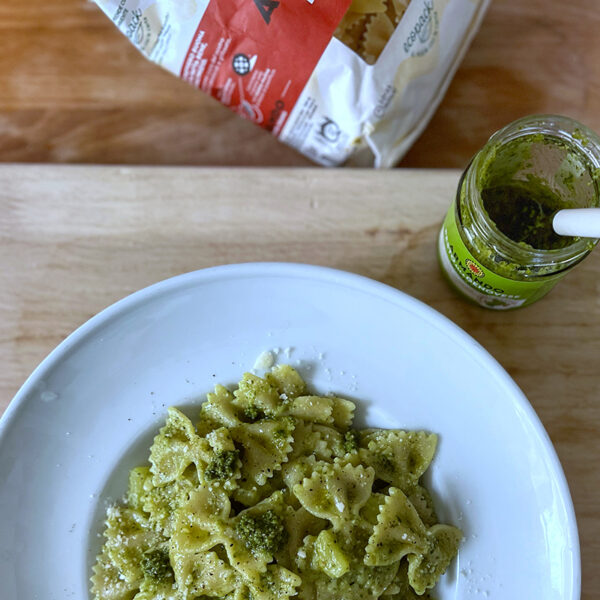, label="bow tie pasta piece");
[390,0,409,23]
[334,12,368,52]
[102,505,165,586]
[364,487,429,566]
[360,430,437,492]
[169,487,242,597]
[293,462,375,529]
[297,550,399,600]
[360,492,387,526]
[364,486,461,589]
[382,560,434,600]
[284,396,335,425]
[245,564,302,600]
[299,530,351,578]
[169,486,231,566]
[171,550,238,599]
[290,422,347,462]
[281,454,322,492]
[330,398,356,430]
[334,0,411,64]
[233,366,308,422]
[288,419,360,464]
[407,524,462,595]
[142,468,200,536]
[282,396,355,429]
[197,384,242,436]
[277,506,327,570]
[170,485,231,553]
[185,482,231,525]
[232,471,282,507]
[91,547,140,600]
[126,466,151,512]
[264,364,308,399]
[234,373,283,419]
[406,484,438,528]
[288,421,328,461]
[149,407,212,486]
[361,13,395,66]
[312,424,360,459]
[132,572,179,600]
[231,416,295,486]
[232,490,288,563]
